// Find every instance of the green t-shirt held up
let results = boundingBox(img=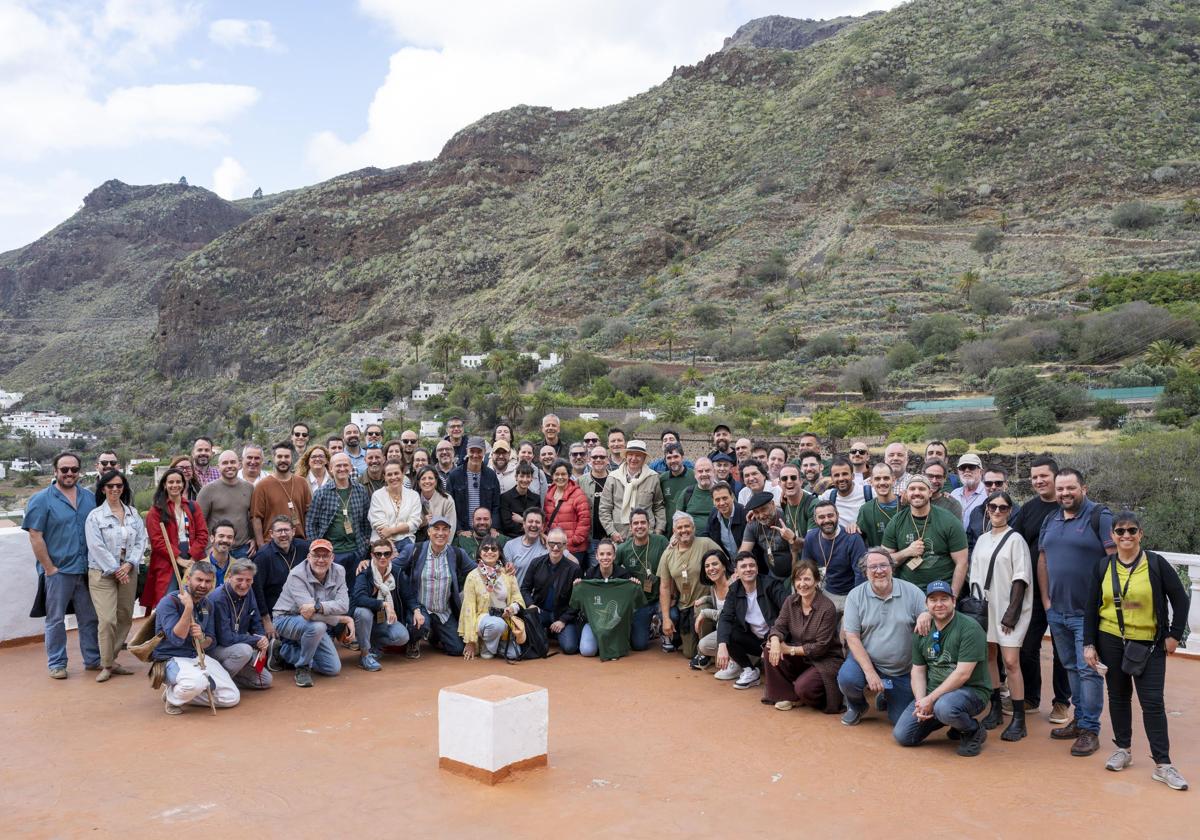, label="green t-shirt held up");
[569,579,644,661]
